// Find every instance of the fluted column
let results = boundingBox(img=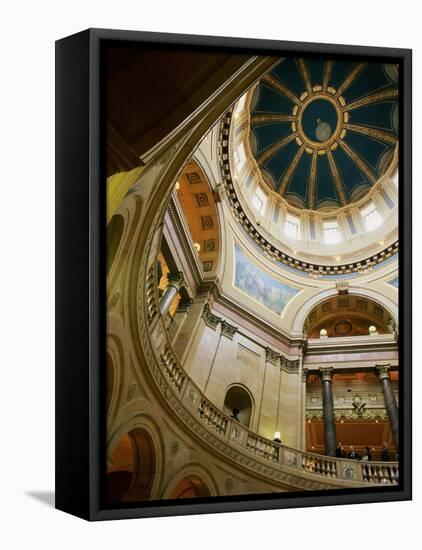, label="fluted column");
[375,364,399,450]
[159,271,186,316]
[319,367,336,457]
